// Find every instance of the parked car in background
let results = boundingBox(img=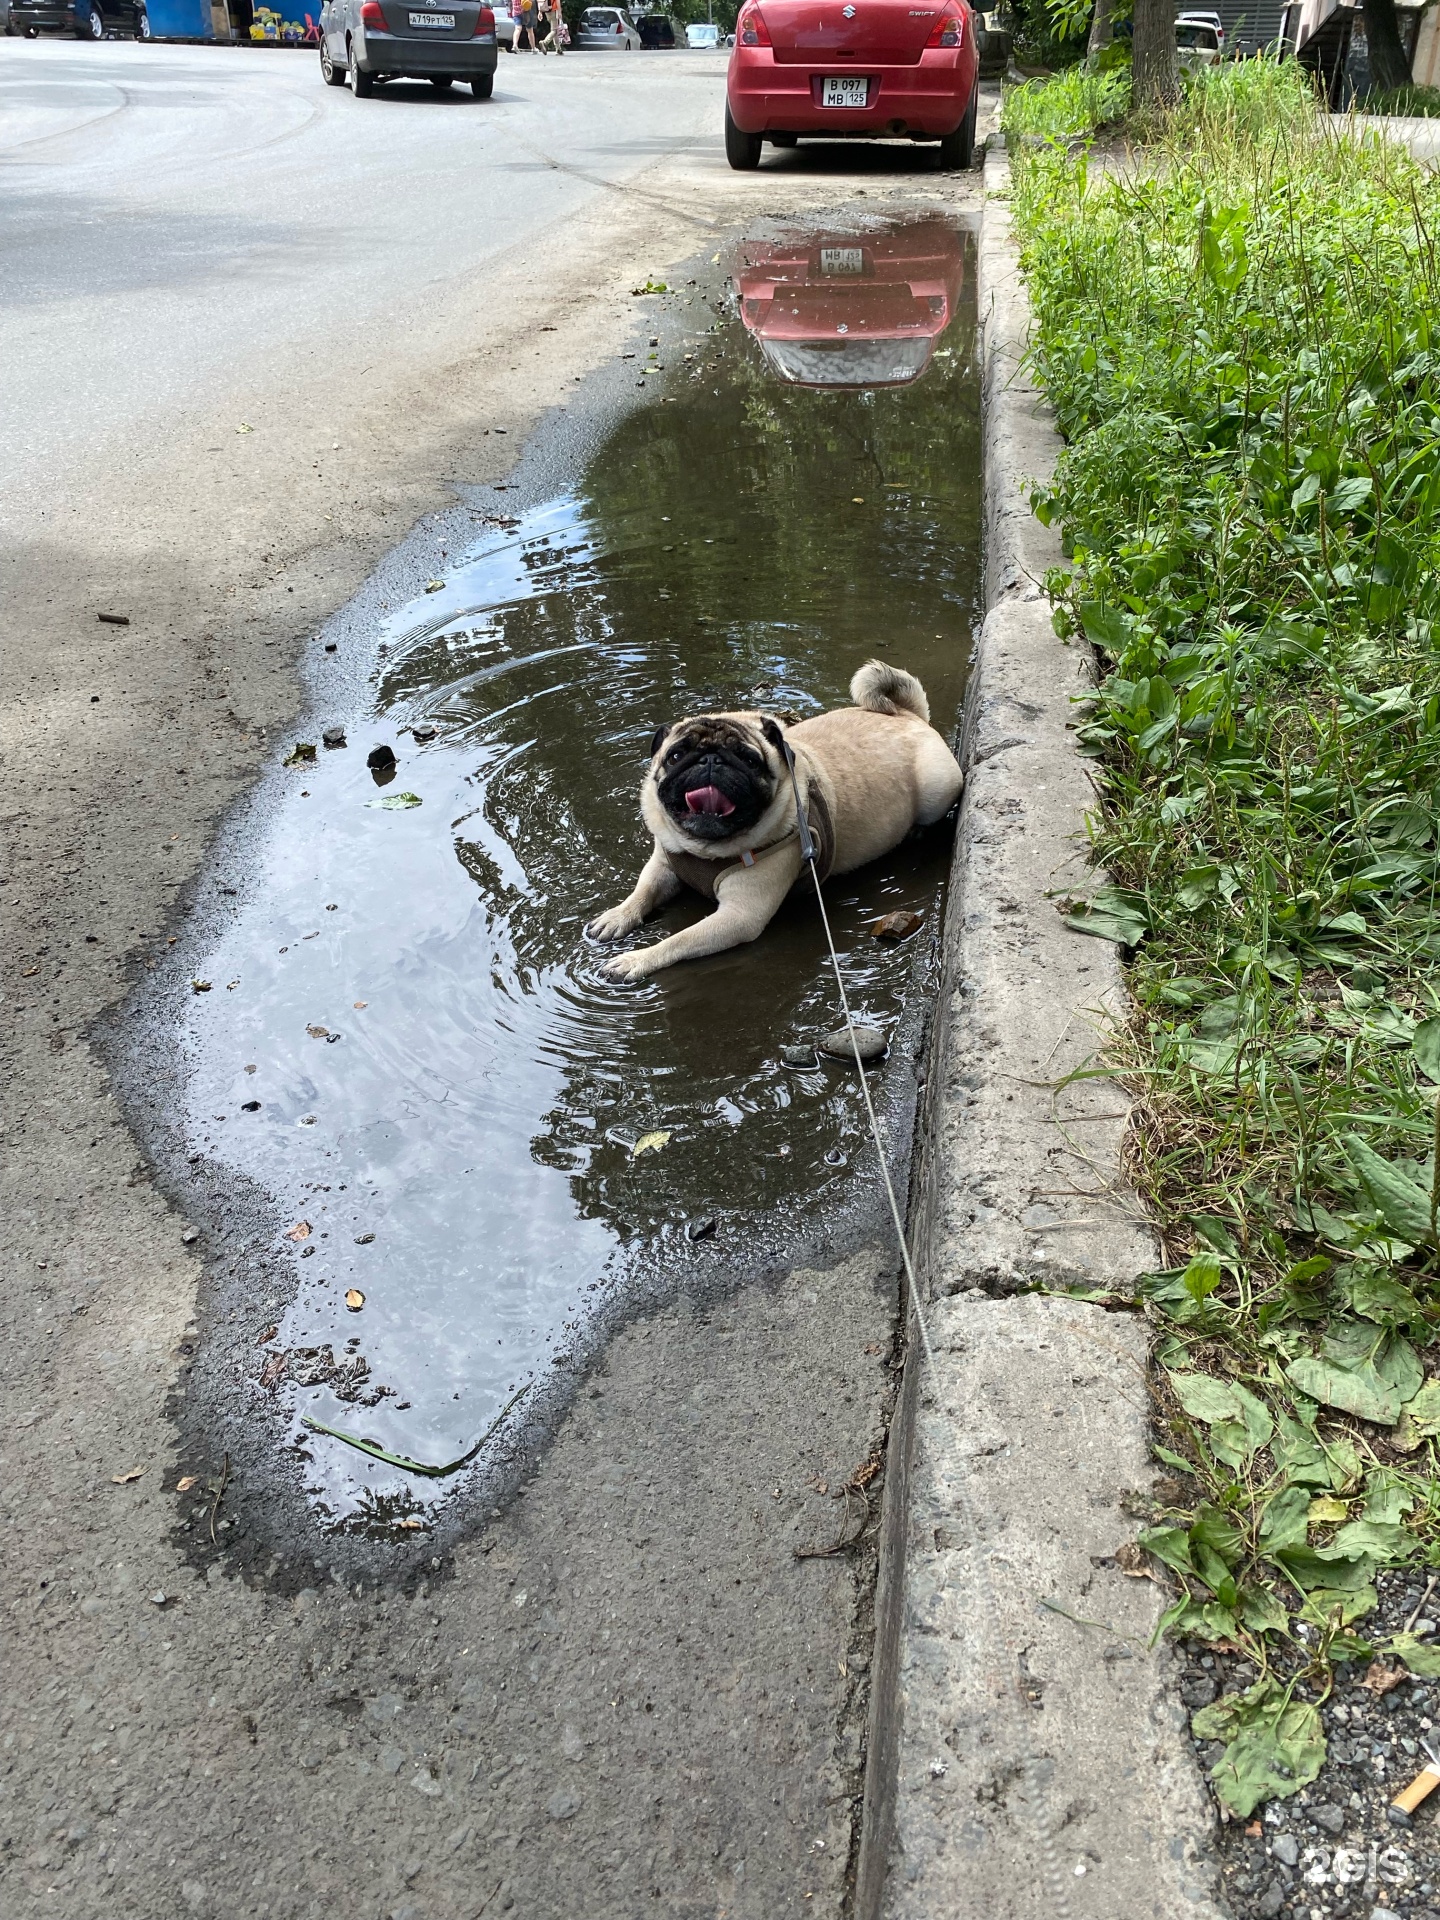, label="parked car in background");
[319,0,499,95]
[635,10,677,44]
[1176,15,1222,65]
[1177,9,1223,52]
[576,4,639,45]
[685,18,718,44]
[10,0,148,35]
[491,0,514,39]
[724,0,980,171]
